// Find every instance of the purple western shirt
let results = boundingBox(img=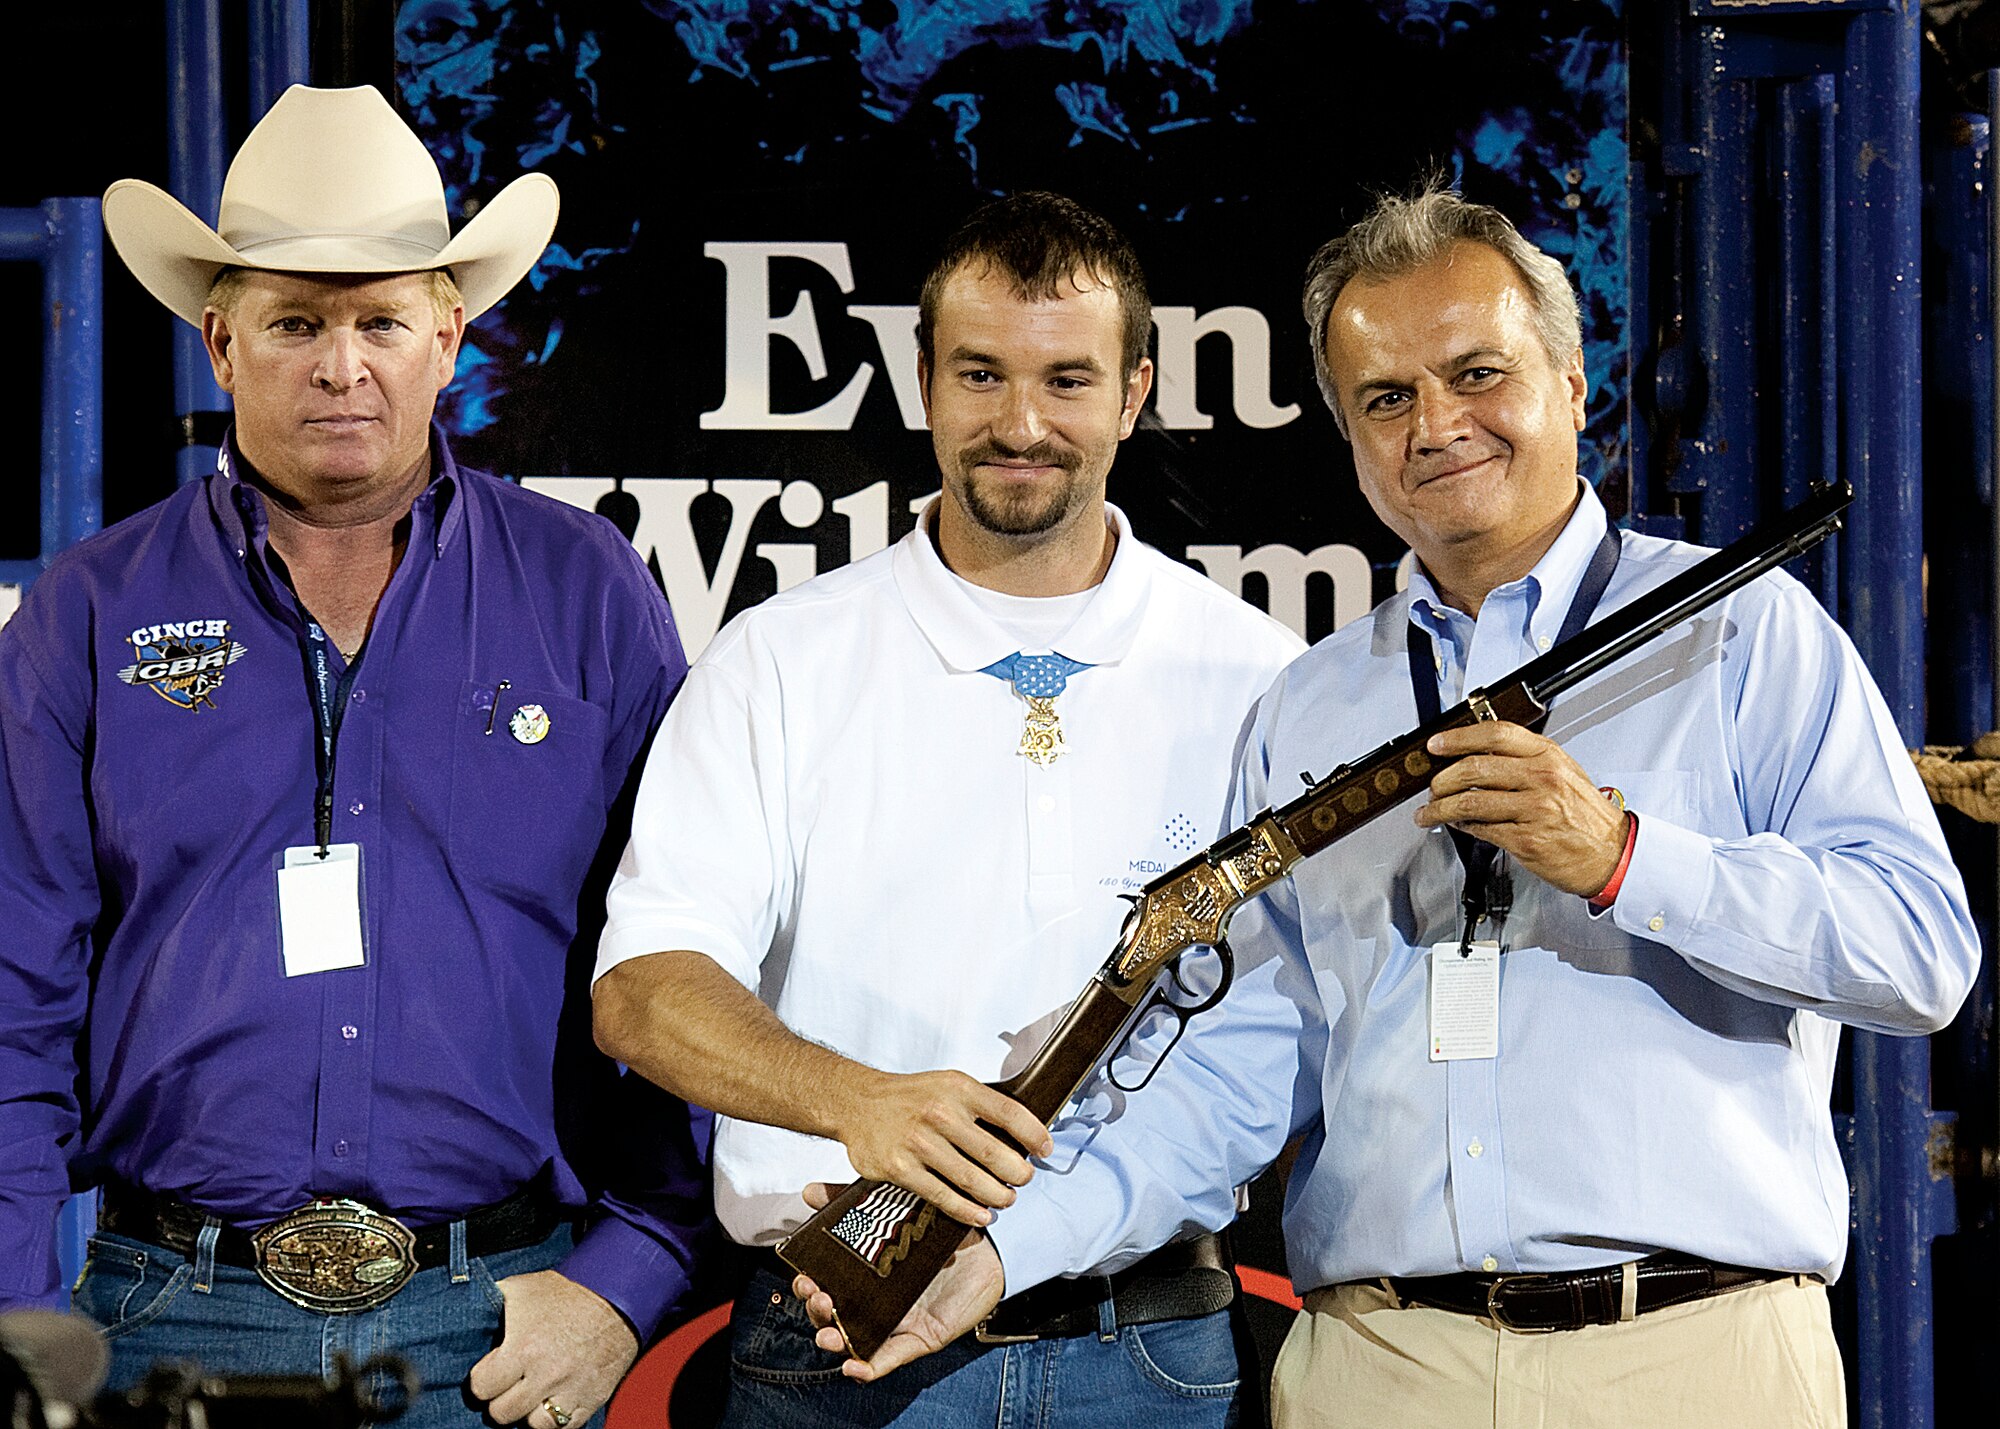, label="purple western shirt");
[0,429,707,1336]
